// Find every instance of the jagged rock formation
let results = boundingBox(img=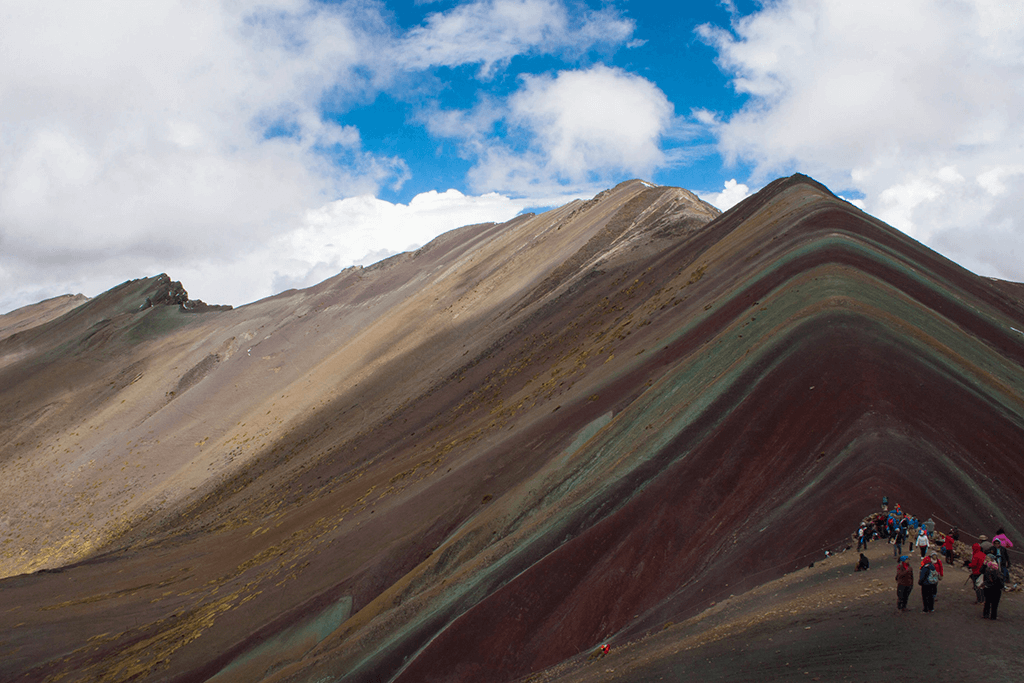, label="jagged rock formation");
[140,273,233,312]
[0,176,1022,682]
